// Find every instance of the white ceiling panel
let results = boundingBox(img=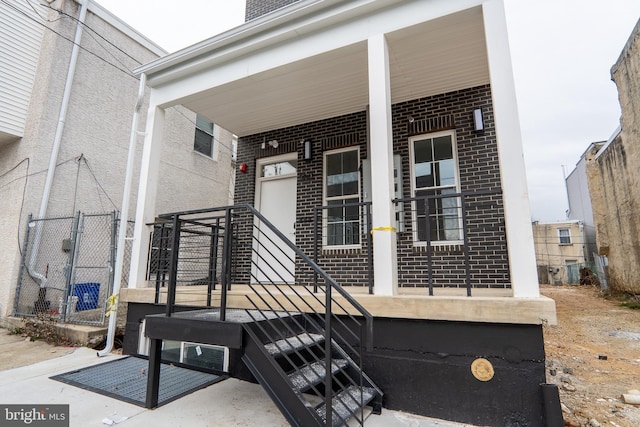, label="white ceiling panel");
[178,7,489,136]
